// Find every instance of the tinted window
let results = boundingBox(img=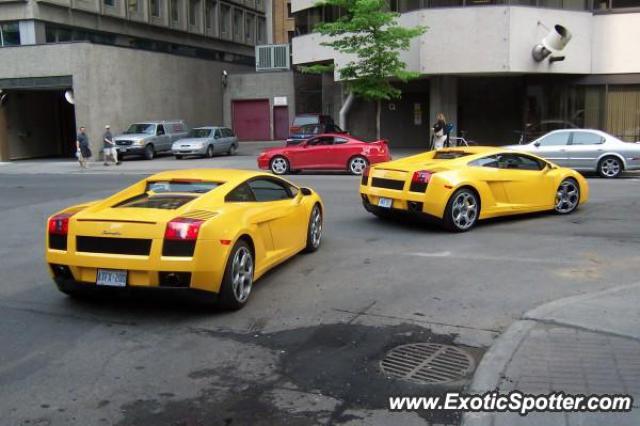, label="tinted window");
[214,129,221,139]
[249,179,292,202]
[307,137,333,146]
[226,128,235,137]
[469,155,499,168]
[126,123,155,134]
[116,194,196,209]
[157,124,165,135]
[537,132,569,146]
[190,128,212,138]
[496,154,544,171]
[434,151,471,159]
[571,132,604,145]
[146,180,220,193]
[334,137,349,144]
[293,115,319,126]
[226,182,256,202]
